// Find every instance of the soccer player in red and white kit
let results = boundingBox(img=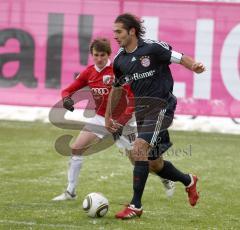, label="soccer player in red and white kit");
[52,38,174,201]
